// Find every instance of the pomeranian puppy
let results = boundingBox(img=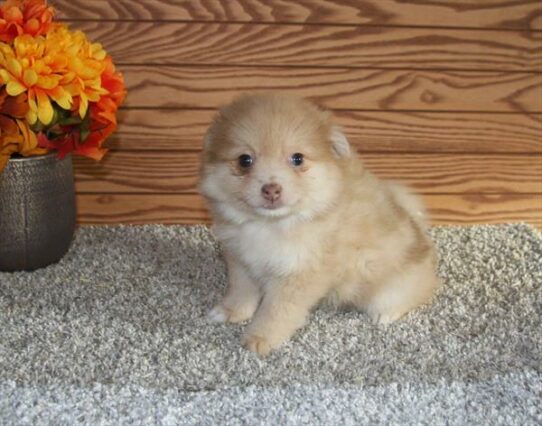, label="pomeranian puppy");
[199,93,439,356]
